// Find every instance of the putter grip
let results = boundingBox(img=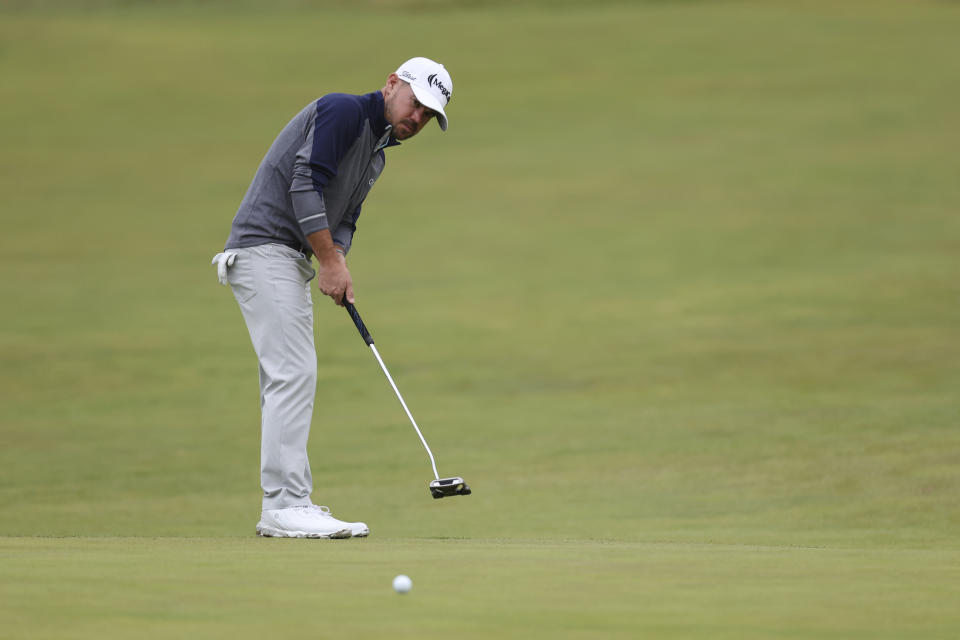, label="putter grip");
[344,301,374,345]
